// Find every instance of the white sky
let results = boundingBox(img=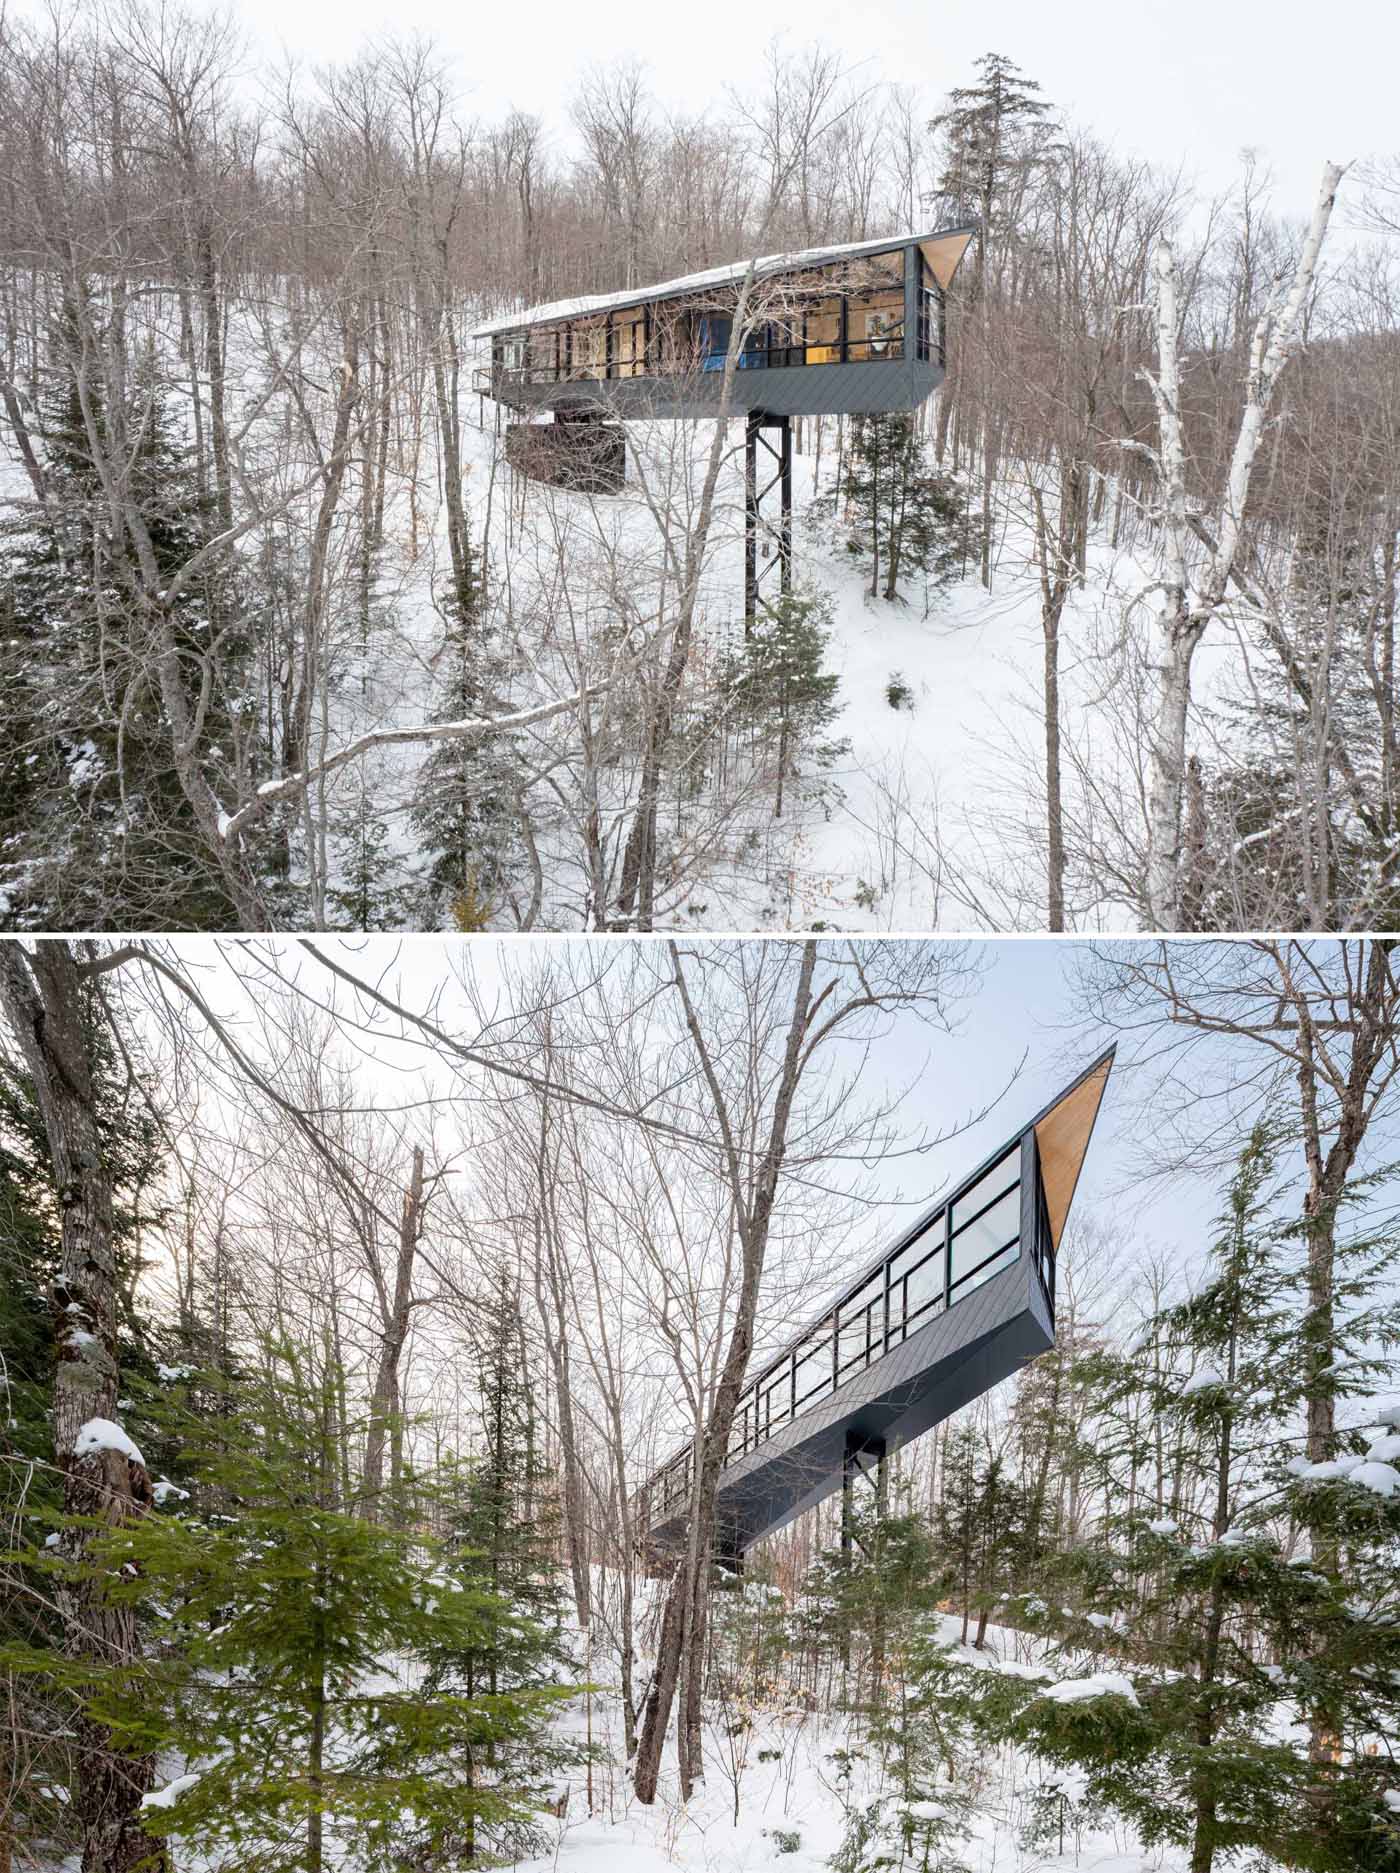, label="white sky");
[129,936,1400,1450]
[196,934,1228,1284]
[216,0,1394,221]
